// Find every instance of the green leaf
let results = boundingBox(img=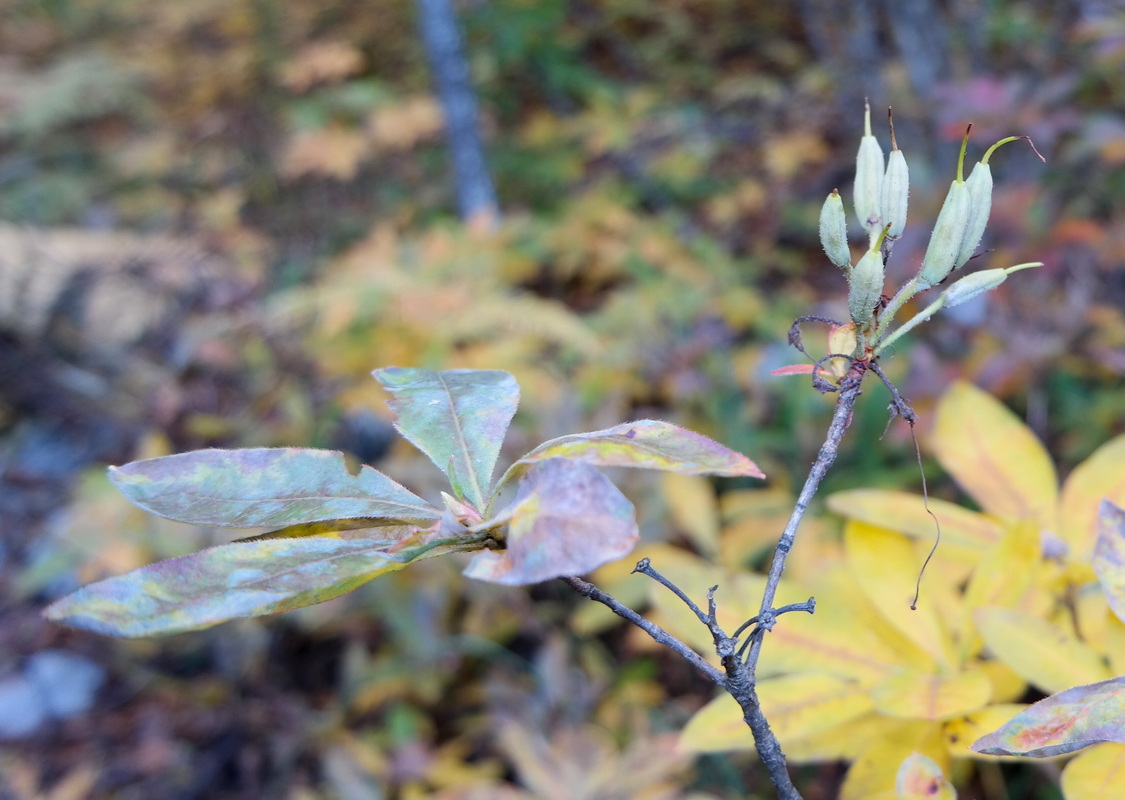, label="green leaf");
[374,367,519,511]
[971,677,1125,757]
[1094,500,1125,624]
[496,420,764,491]
[463,458,638,585]
[110,448,439,527]
[43,536,439,637]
